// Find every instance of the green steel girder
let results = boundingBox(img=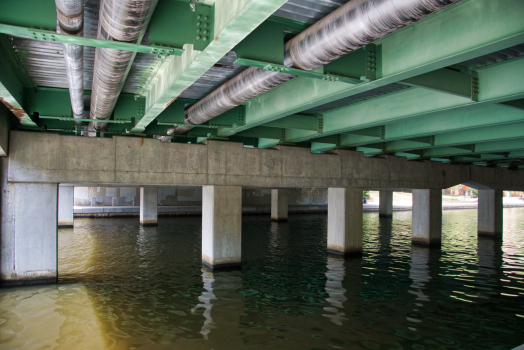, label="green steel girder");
[420,138,524,159]
[235,126,284,140]
[401,68,472,98]
[283,57,524,143]
[502,99,524,111]
[379,122,524,154]
[0,23,184,56]
[263,114,319,131]
[131,0,288,133]
[217,0,524,137]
